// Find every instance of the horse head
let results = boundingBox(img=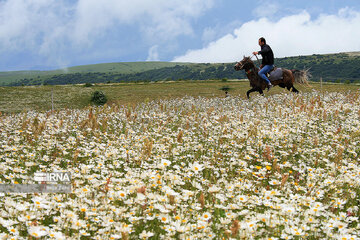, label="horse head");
[234,56,254,71]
